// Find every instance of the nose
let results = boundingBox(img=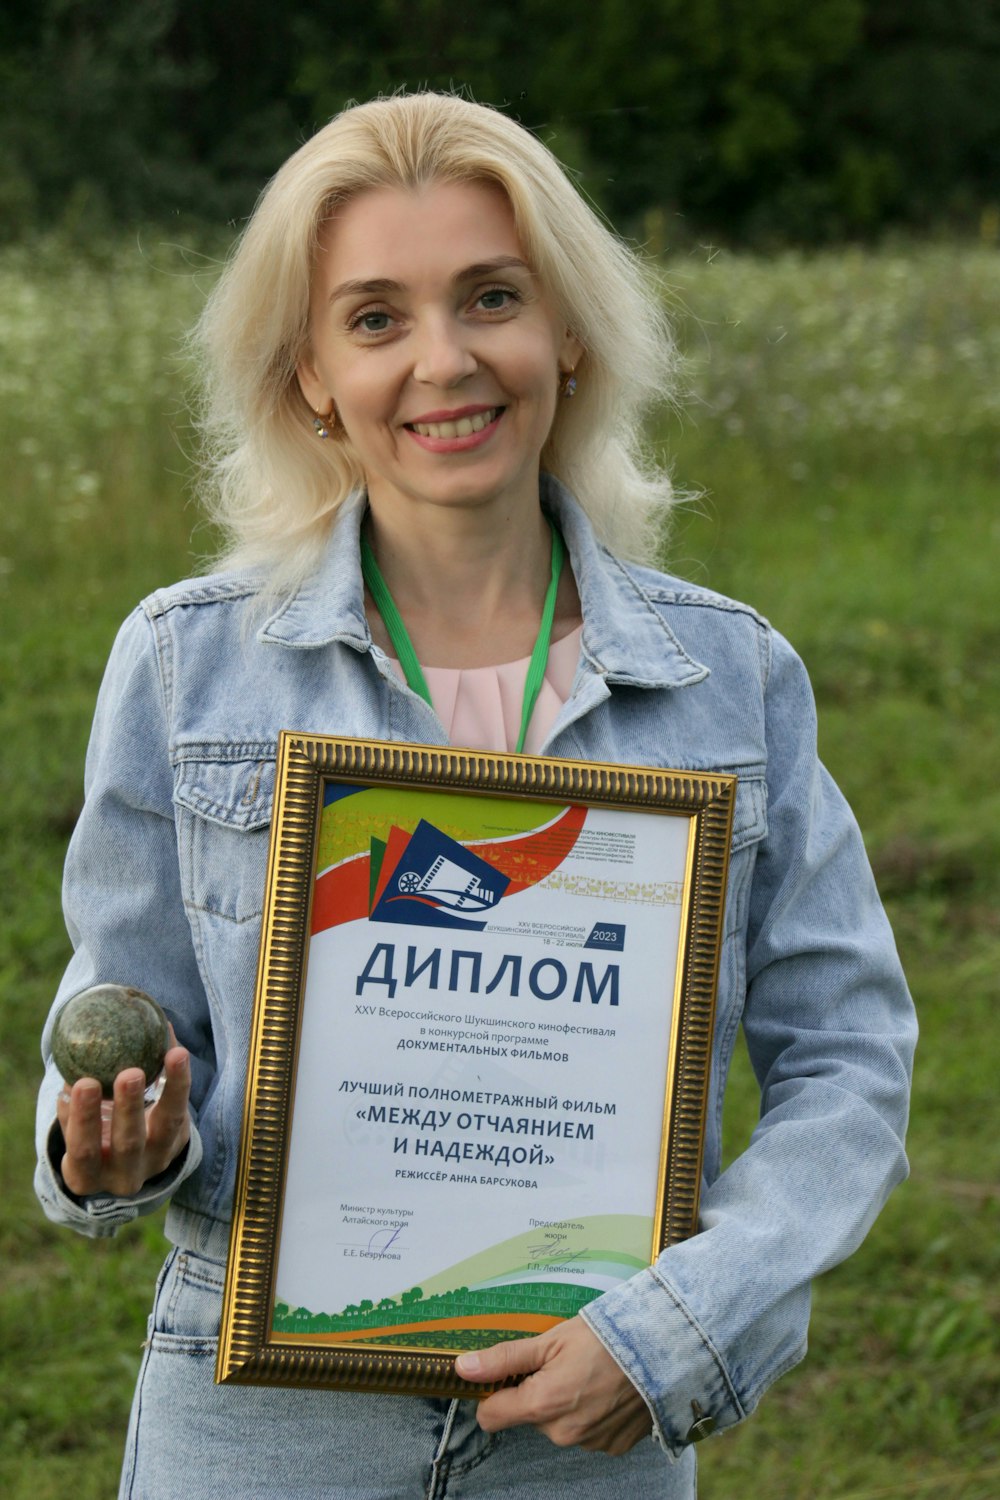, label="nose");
[412,313,478,388]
